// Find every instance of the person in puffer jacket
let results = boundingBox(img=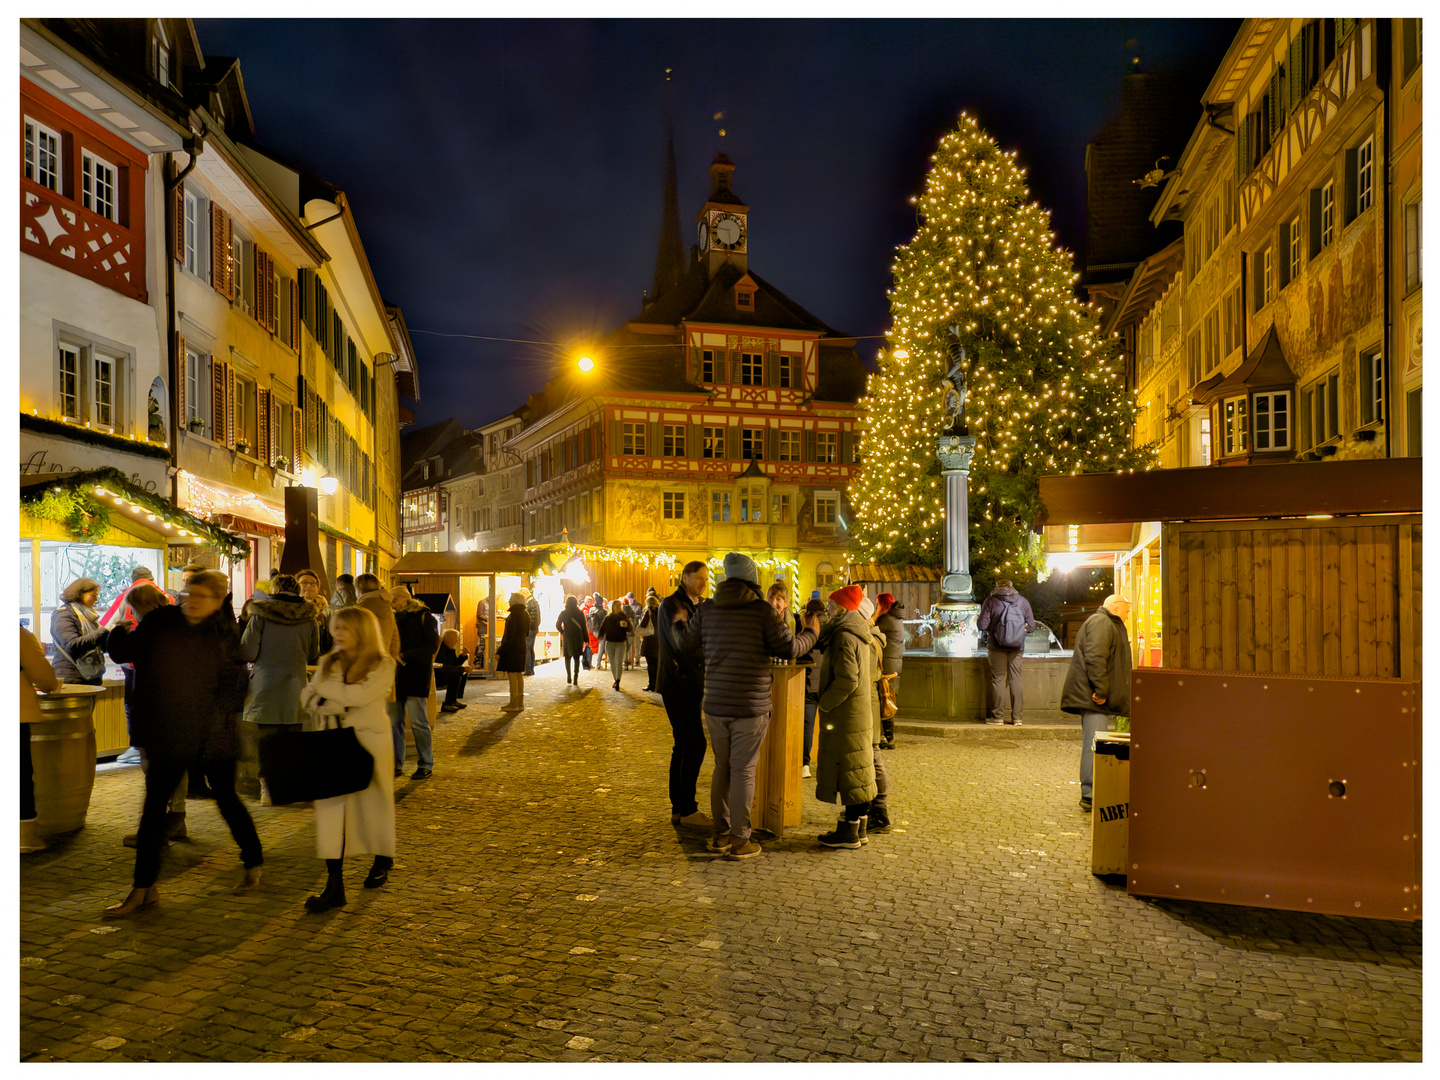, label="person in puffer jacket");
[673,552,818,861]
[813,585,879,850]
